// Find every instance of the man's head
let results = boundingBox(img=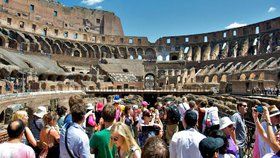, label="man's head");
[142,136,169,158]
[69,95,87,123]
[189,100,196,109]
[237,102,248,115]
[7,120,25,139]
[199,100,208,108]
[102,104,116,123]
[183,110,197,128]
[199,137,224,158]
[269,105,280,125]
